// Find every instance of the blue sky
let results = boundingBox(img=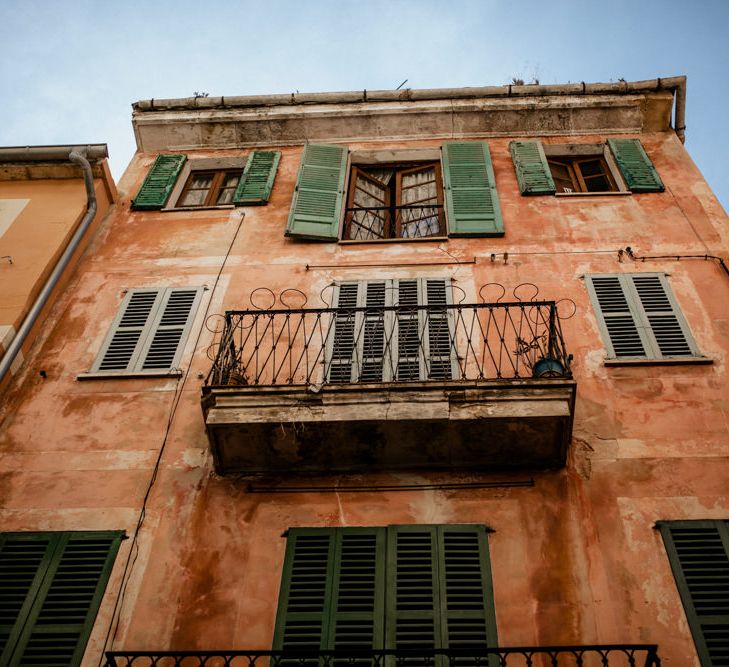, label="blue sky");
[0,0,727,211]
